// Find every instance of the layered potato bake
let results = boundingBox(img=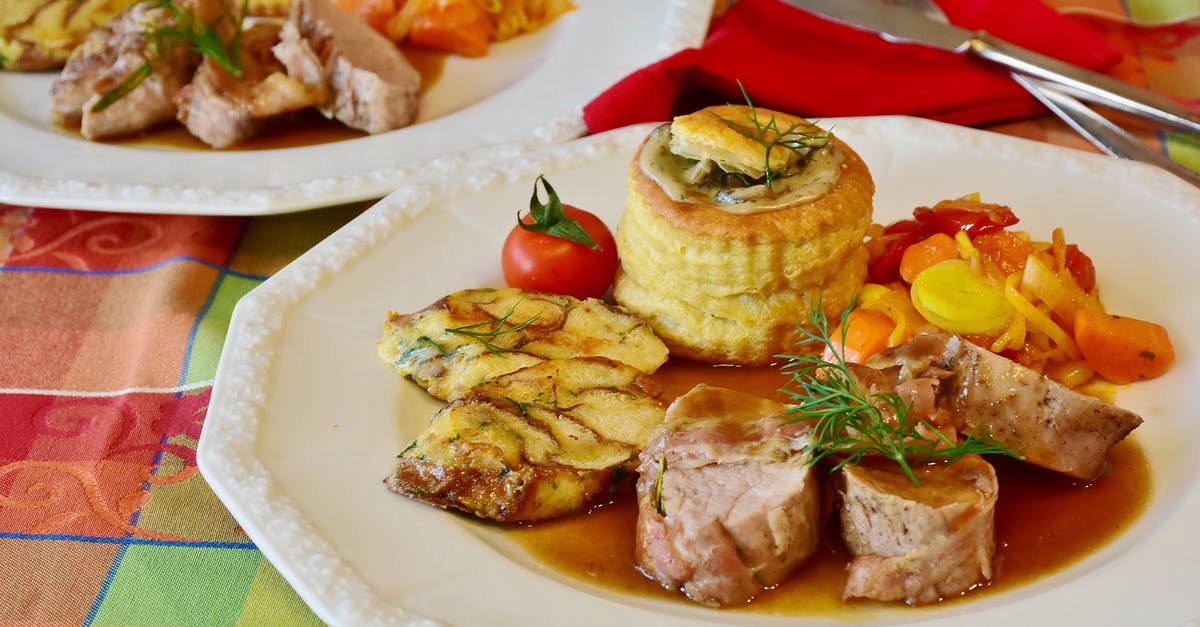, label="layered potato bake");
[1,0,140,70]
[613,104,875,364]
